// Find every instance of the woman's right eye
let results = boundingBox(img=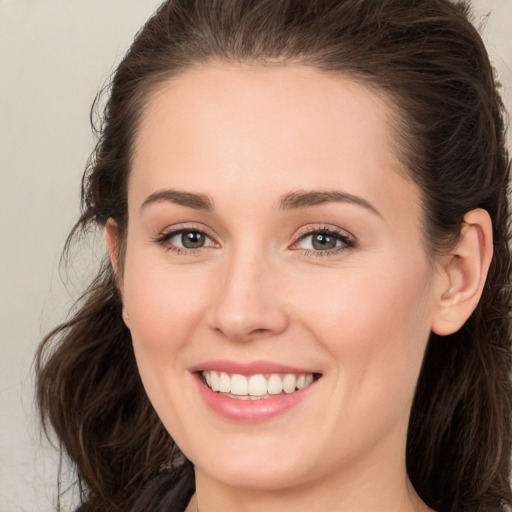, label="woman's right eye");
[155,229,216,253]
